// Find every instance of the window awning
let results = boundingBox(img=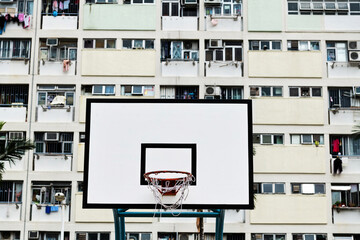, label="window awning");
[331,186,351,191]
